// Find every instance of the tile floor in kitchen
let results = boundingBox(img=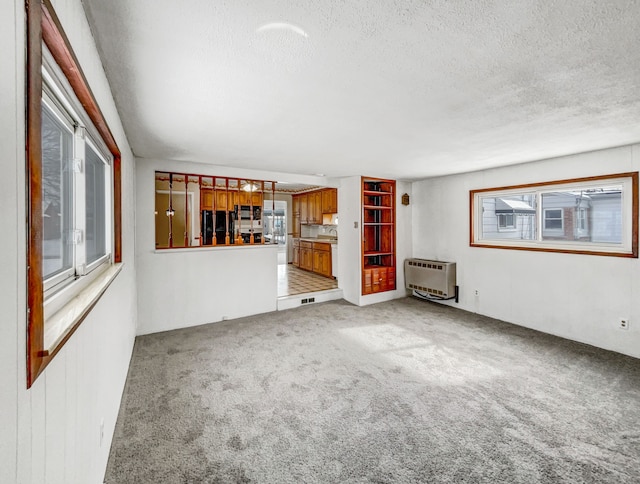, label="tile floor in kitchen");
[277,264,338,297]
